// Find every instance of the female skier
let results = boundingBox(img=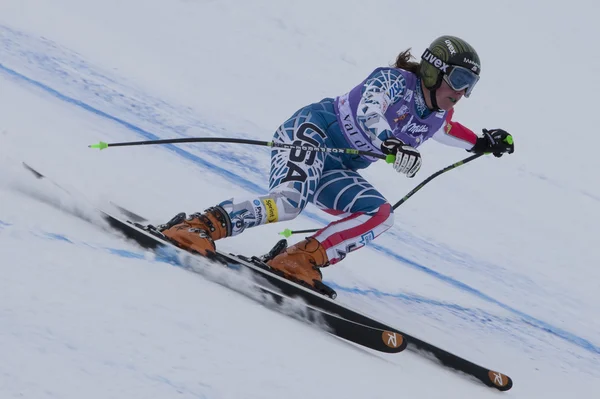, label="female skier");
[157,35,514,289]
